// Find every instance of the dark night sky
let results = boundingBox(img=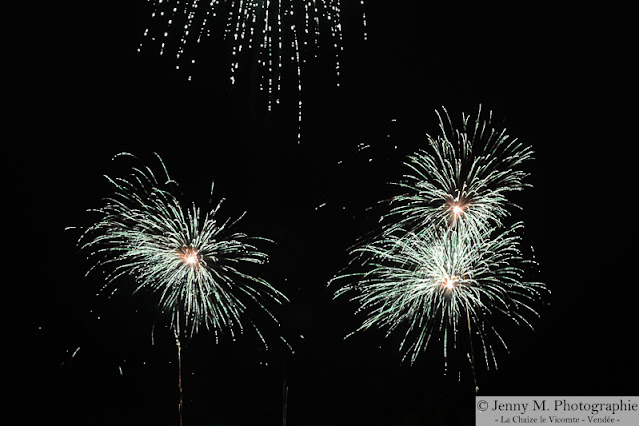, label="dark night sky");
[15,1,636,425]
